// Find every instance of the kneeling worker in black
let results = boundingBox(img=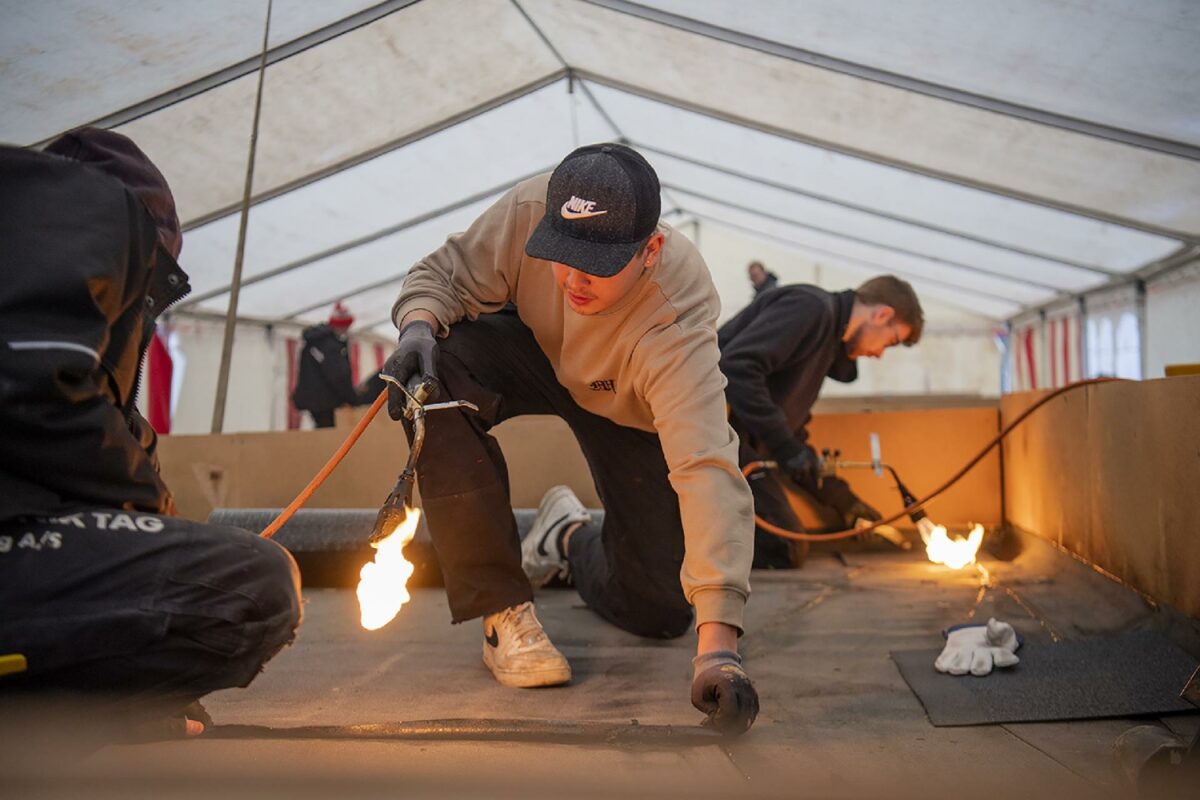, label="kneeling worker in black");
[0,129,301,735]
[719,277,924,567]
[382,144,758,733]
